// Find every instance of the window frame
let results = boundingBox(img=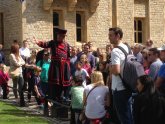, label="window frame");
[134,18,144,43]
[76,11,85,43]
[53,11,63,40]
